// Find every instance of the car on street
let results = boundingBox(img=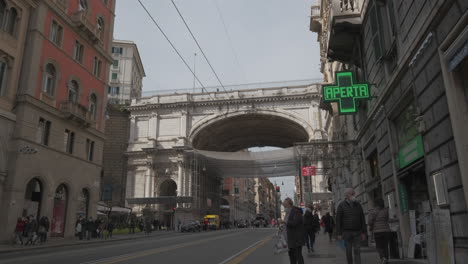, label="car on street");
[180,220,201,232]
